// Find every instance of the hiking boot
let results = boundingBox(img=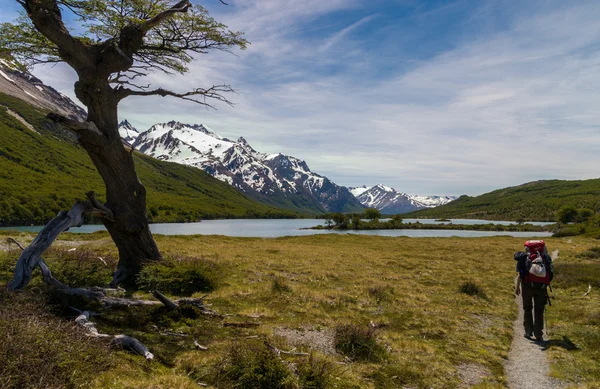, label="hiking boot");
[524,332,533,339]
[535,335,544,342]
